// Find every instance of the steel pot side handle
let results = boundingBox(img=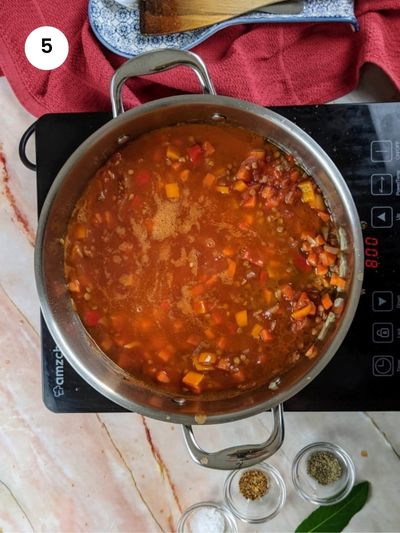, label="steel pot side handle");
[182,404,284,470]
[110,49,216,118]
[19,121,37,171]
